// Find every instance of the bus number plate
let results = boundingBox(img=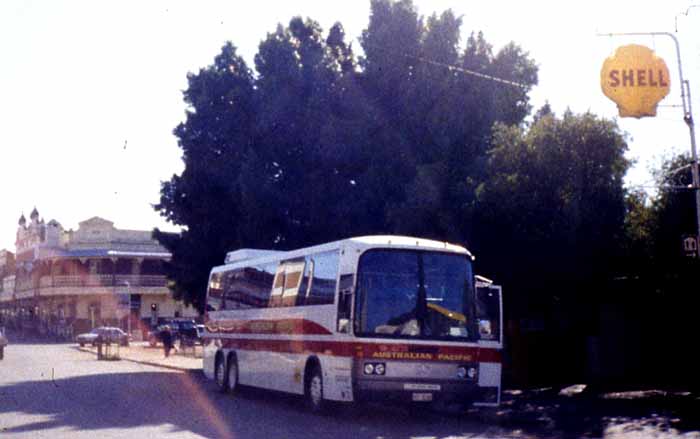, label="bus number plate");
[404,383,441,391]
[412,392,433,402]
